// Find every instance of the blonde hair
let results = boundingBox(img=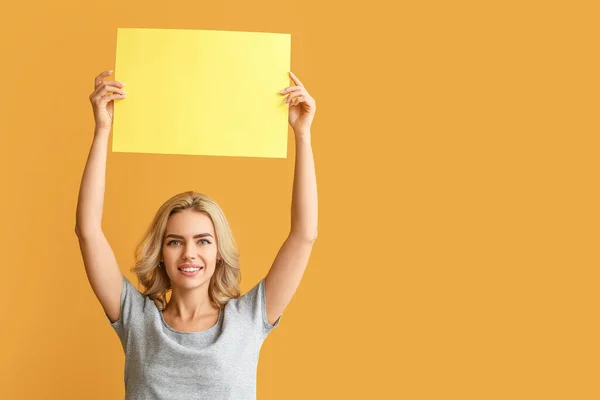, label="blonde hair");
[130,191,241,310]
